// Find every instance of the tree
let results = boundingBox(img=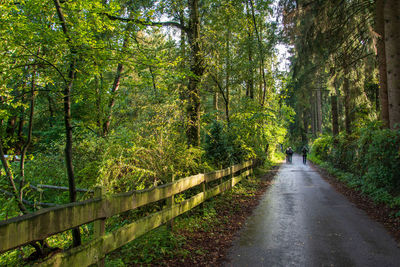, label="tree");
[384,0,400,129]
